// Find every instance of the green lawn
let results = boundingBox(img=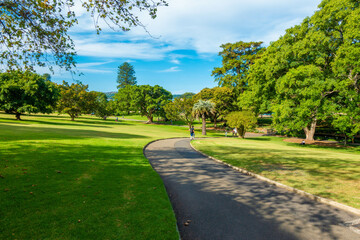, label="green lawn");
[0,113,221,239]
[192,137,360,209]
